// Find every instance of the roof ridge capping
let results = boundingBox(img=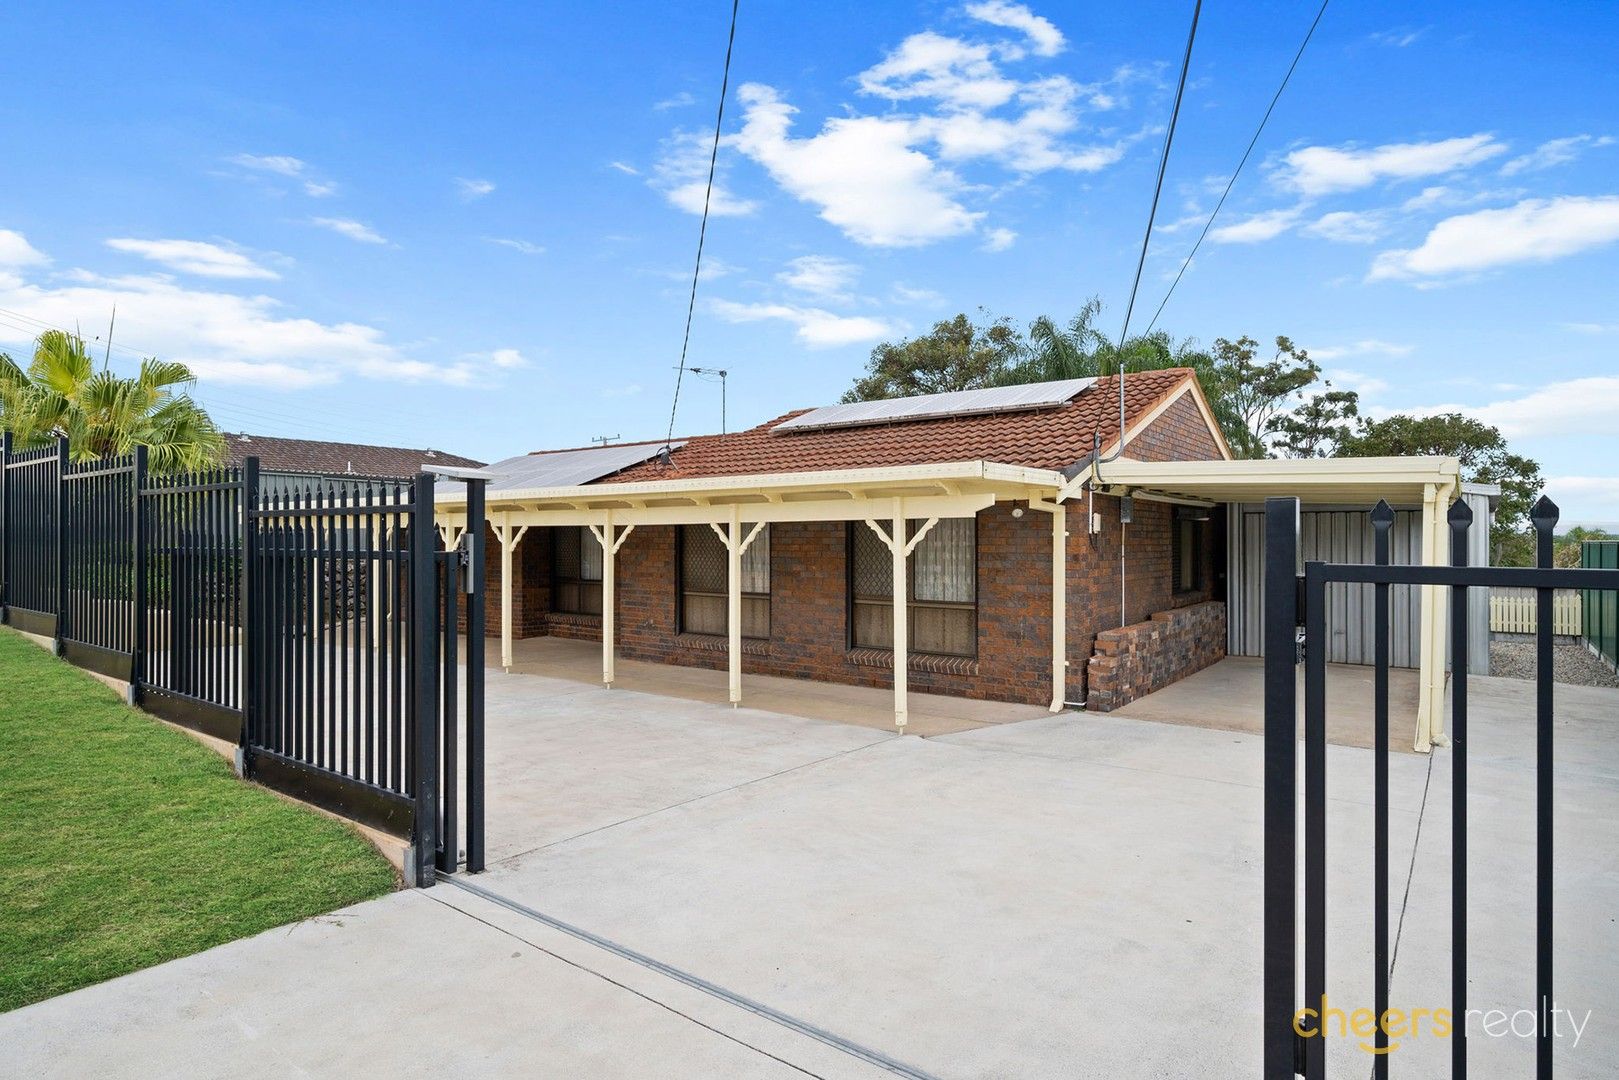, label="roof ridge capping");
[771,376,1098,435]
